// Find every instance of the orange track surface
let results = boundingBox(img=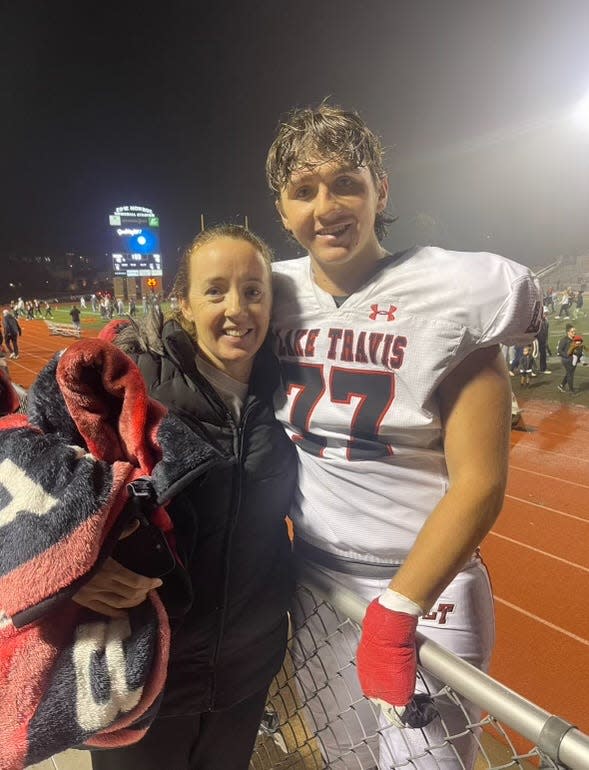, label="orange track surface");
[7,321,589,743]
[484,398,589,742]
